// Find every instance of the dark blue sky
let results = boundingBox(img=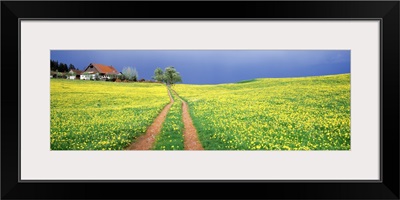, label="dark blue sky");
[51,50,350,84]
